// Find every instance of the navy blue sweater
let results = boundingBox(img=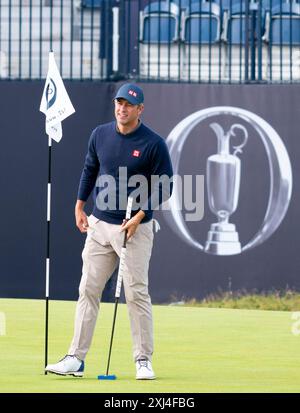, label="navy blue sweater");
[77,121,173,224]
